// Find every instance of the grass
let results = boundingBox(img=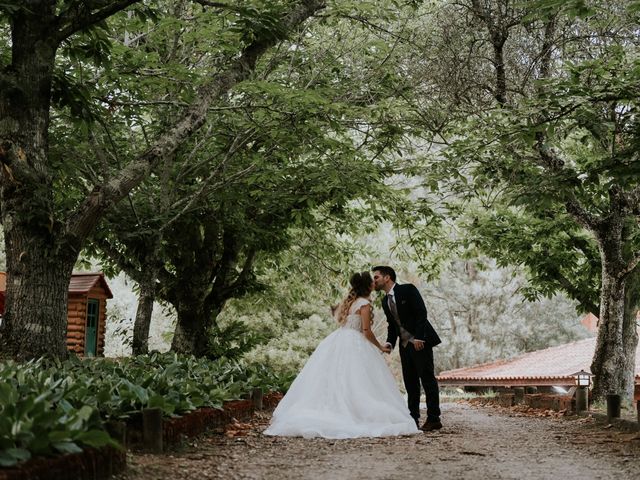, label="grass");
[439,388,497,401]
